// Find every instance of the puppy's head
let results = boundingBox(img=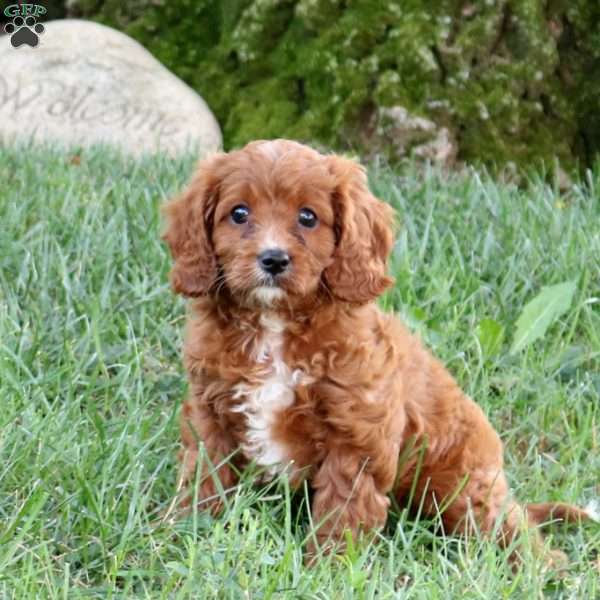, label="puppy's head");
[162,140,394,306]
